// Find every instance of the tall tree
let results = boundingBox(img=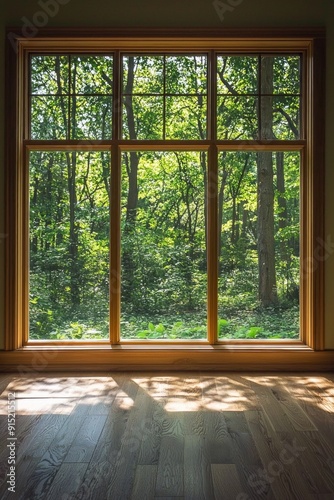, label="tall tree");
[257,57,278,306]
